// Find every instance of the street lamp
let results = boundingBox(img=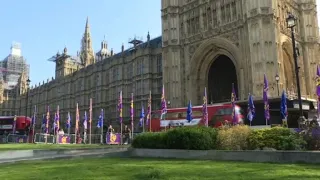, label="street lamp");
[167,100,171,107]
[286,13,305,127]
[275,74,280,96]
[25,78,31,134]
